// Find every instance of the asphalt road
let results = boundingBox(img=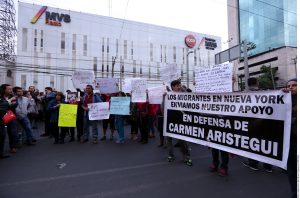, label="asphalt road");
[0,123,291,198]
